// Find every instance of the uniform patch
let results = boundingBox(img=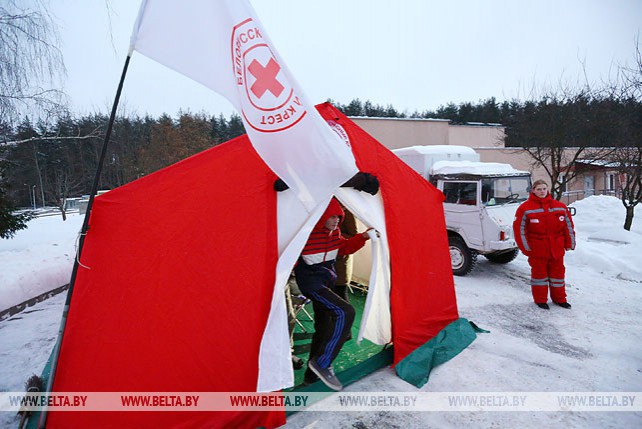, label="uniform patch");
[530,219,540,223]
